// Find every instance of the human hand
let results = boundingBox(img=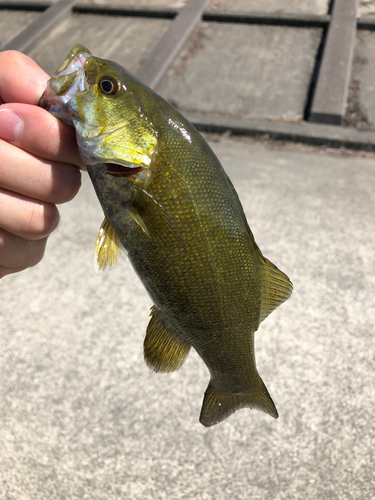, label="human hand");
[0,50,84,278]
